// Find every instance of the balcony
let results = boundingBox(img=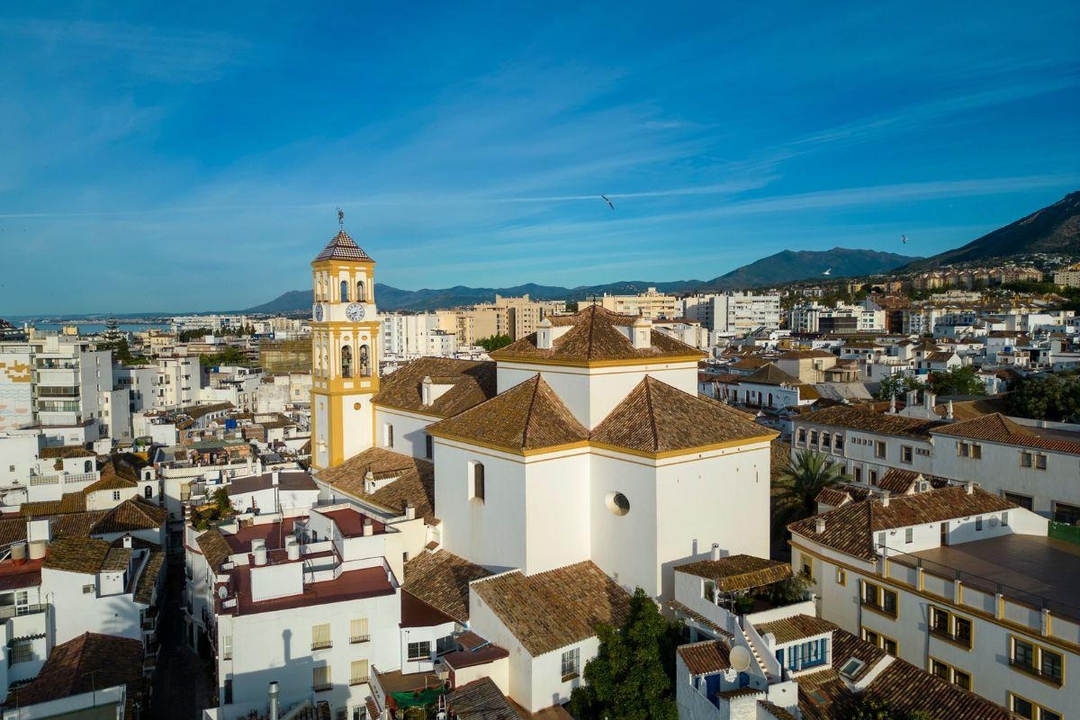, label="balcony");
[350,635,370,644]
[312,682,333,693]
[311,641,333,651]
[1009,659,1062,686]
